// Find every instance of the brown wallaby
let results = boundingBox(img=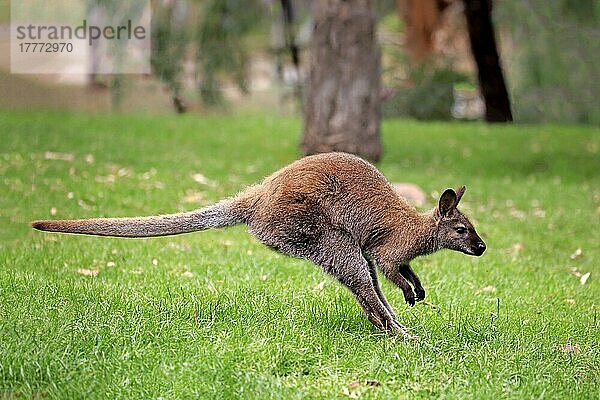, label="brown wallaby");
[32,152,485,338]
